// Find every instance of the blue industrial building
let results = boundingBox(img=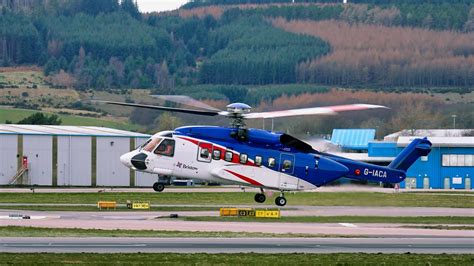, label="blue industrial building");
[328,129,473,190]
